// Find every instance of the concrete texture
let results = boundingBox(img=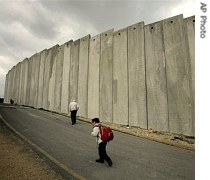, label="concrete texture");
[34,53,41,108]
[61,40,73,115]
[29,54,37,107]
[128,22,147,128]
[100,29,113,122]
[145,20,169,132]
[163,15,193,136]
[4,14,195,137]
[88,35,100,118]
[69,40,79,103]
[21,59,29,106]
[184,16,195,136]
[42,45,58,110]
[113,28,128,125]
[78,35,90,117]
[37,50,46,109]
[48,45,60,111]
[54,45,64,113]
